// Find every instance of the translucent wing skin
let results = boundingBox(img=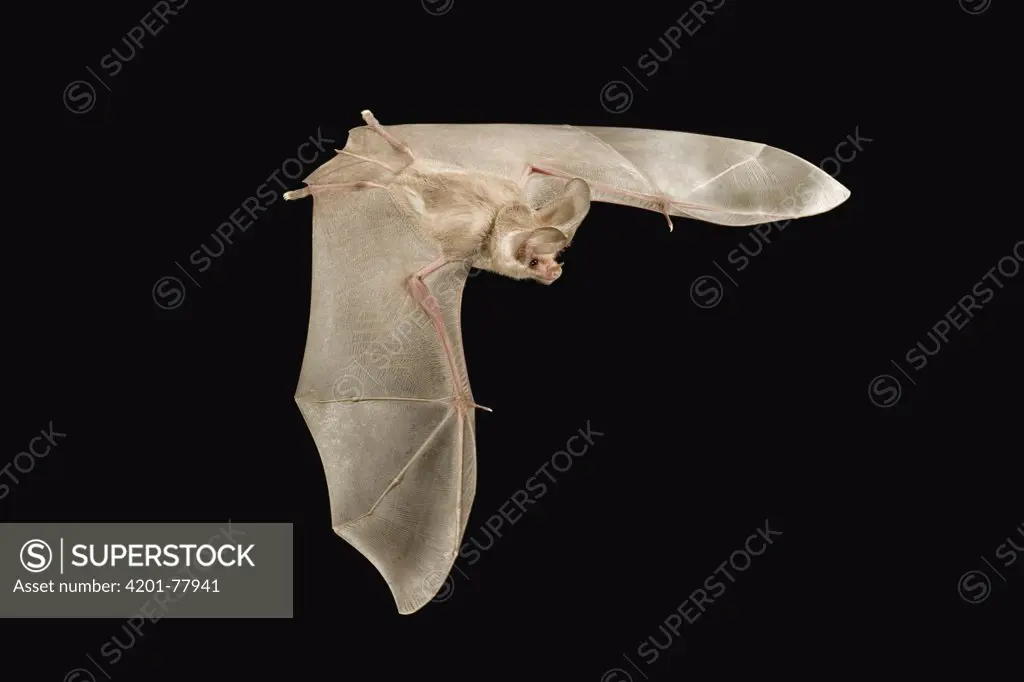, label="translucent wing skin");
[293,186,476,615]
[307,121,850,227]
